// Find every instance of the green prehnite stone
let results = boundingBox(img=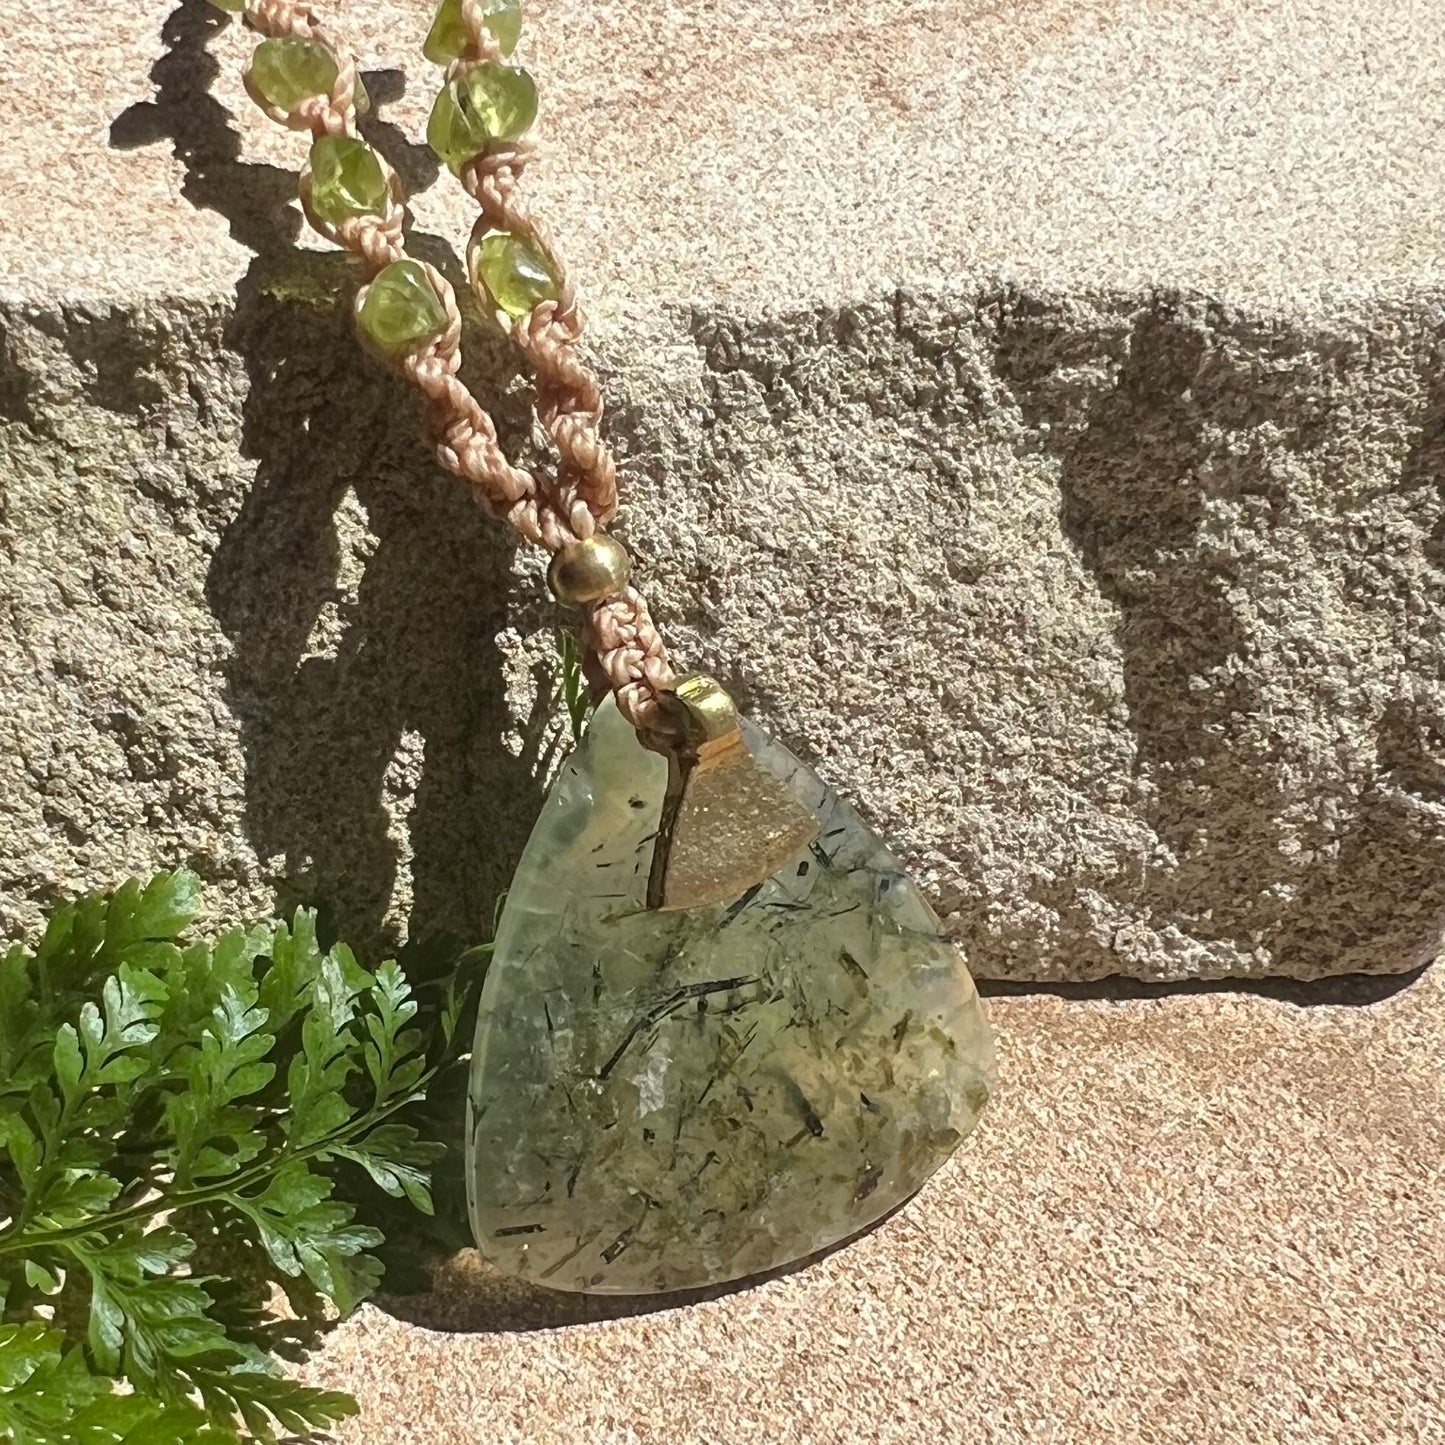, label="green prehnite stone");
[250,37,338,112]
[466,698,994,1295]
[427,64,537,172]
[472,230,560,317]
[357,260,446,352]
[309,136,388,224]
[424,0,522,64]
